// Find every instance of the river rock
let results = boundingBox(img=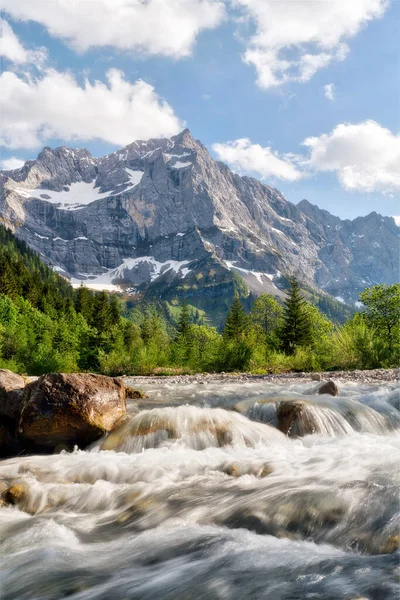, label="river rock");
[2,483,29,506]
[0,369,26,457]
[311,373,322,381]
[19,373,127,452]
[317,380,338,396]
[0,369,25,420]
[0,369,25,392]
[276,400,318,436]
